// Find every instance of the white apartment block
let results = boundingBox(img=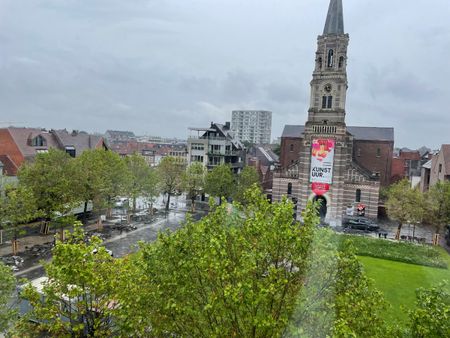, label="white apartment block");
[231,110,272,145]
